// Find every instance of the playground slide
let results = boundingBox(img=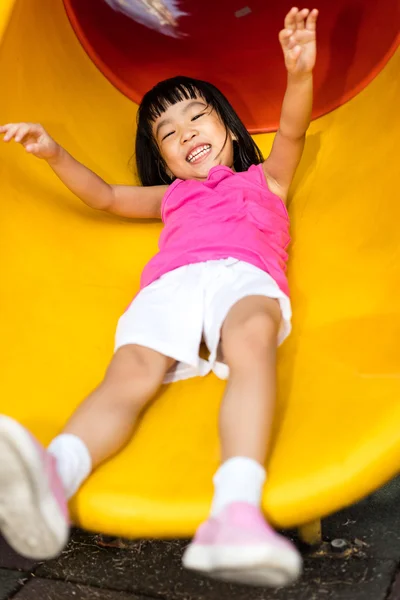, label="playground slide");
[0,0,399,539]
